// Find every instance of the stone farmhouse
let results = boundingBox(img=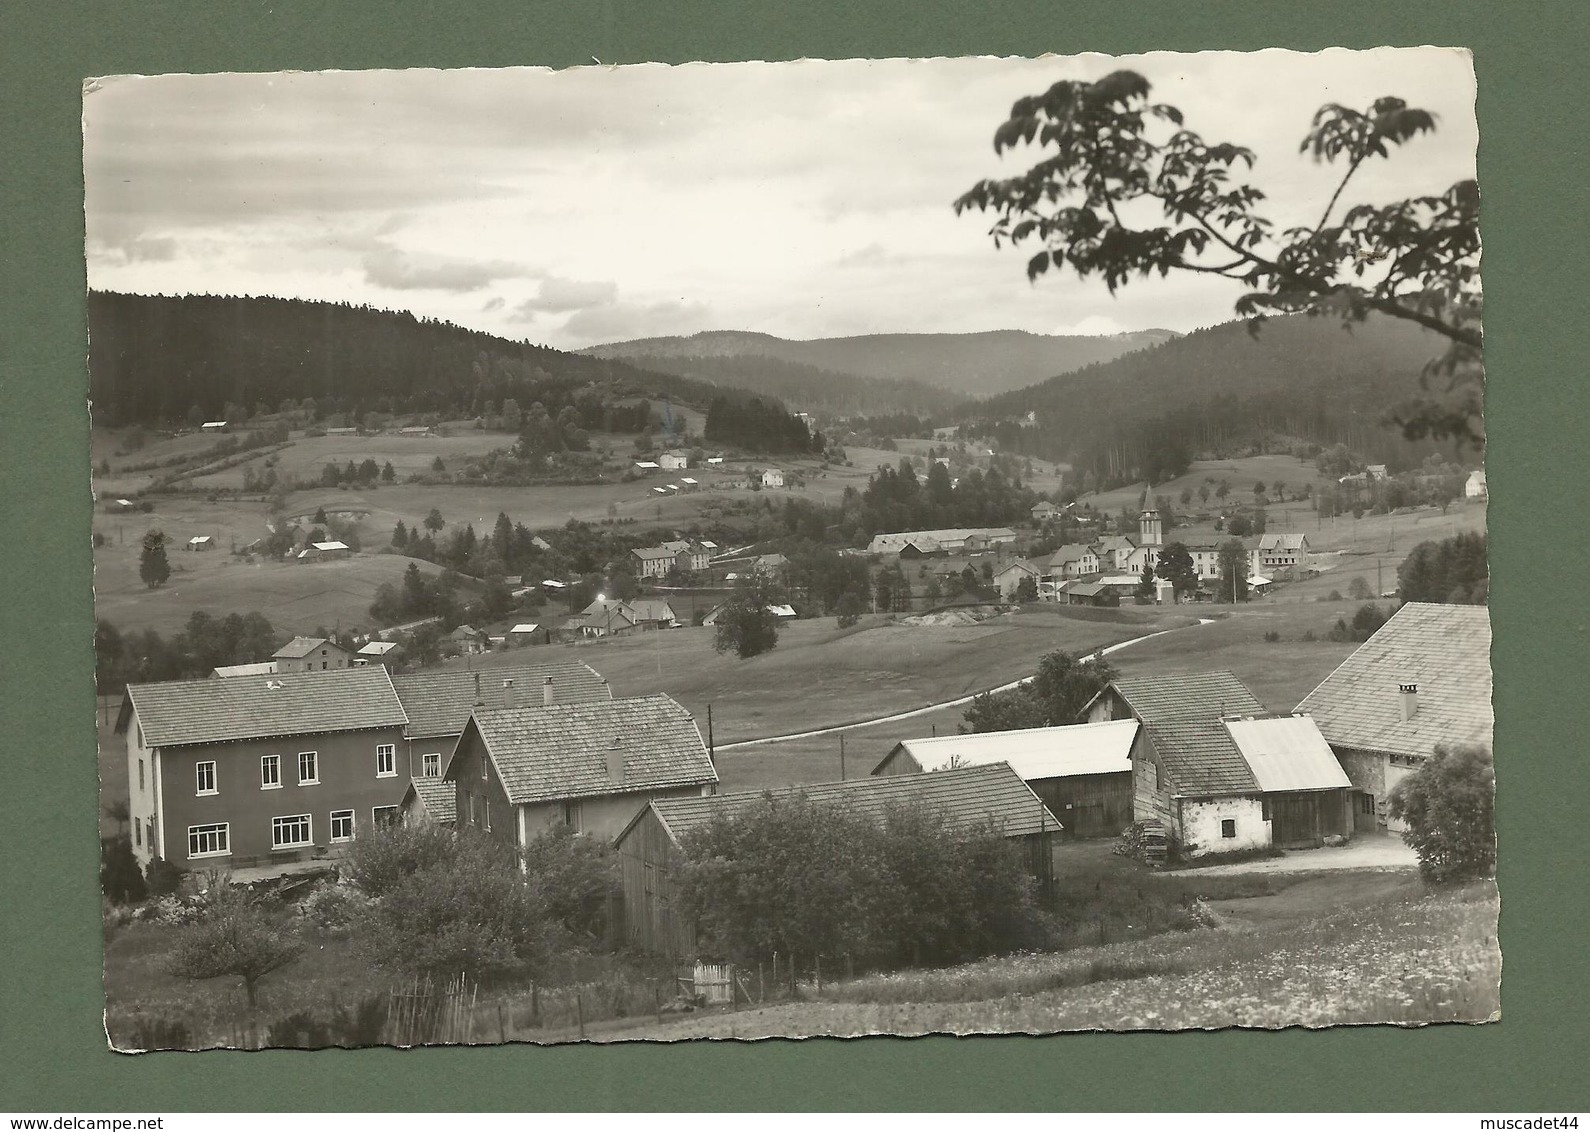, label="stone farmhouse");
[272,636,352,673]
[1085,672,1352,856]
[1295,602,1492,833]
